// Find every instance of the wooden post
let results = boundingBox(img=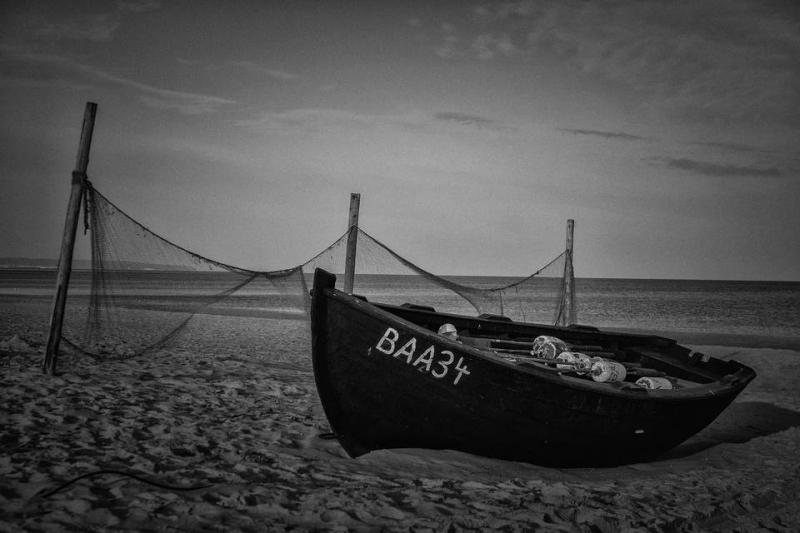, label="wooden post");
[343,193,360,294]
[43,102,98,375]
[564,219,575,326]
